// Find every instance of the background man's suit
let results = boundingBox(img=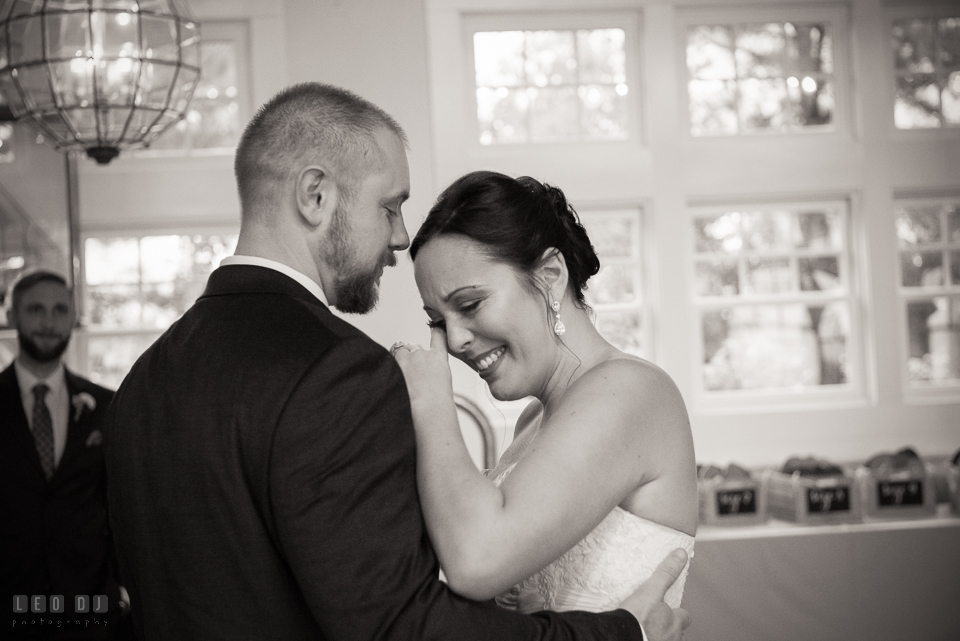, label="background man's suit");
[1,364,120,638]
[105,265,642,640]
